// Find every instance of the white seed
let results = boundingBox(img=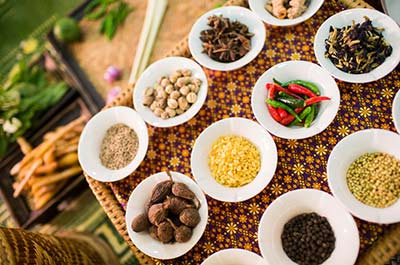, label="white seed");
[165,107,176,117]
[179,86,190,96]
[154,108,163,117]
[160,78,170,87]
[165,84,174,94]
[170,91,180,100]
[150,101,158,111]
[167,98,178,109]
[156,90,167,99]
[178,96,189,110]
[186,92,197,103]
[143,96,154,106]
[176,108,184,115]
[182,69,192,77]
[161,111,169,120]
[144,87,154,96]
